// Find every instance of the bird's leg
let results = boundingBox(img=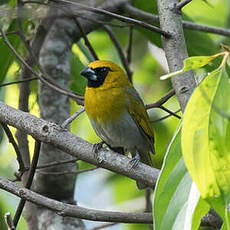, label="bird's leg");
[129,150,140,168]
[93,141,105,153]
